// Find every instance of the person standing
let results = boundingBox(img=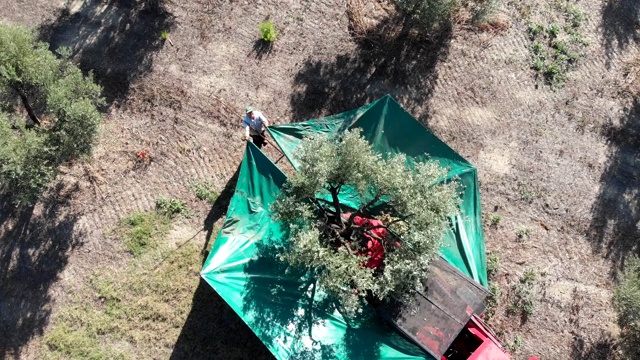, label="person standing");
[243,106,270,149]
